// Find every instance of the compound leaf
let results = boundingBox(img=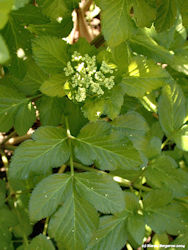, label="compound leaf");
[48,179,99,250]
